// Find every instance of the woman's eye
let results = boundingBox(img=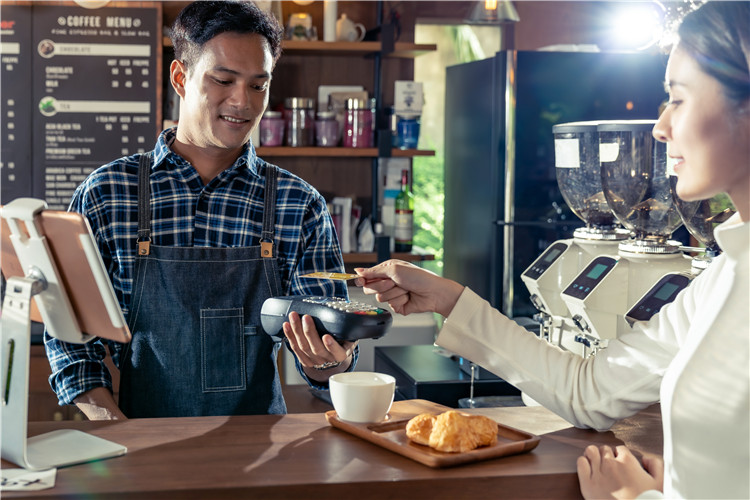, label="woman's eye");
[253,83,269,91]
[212,77,231,85]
